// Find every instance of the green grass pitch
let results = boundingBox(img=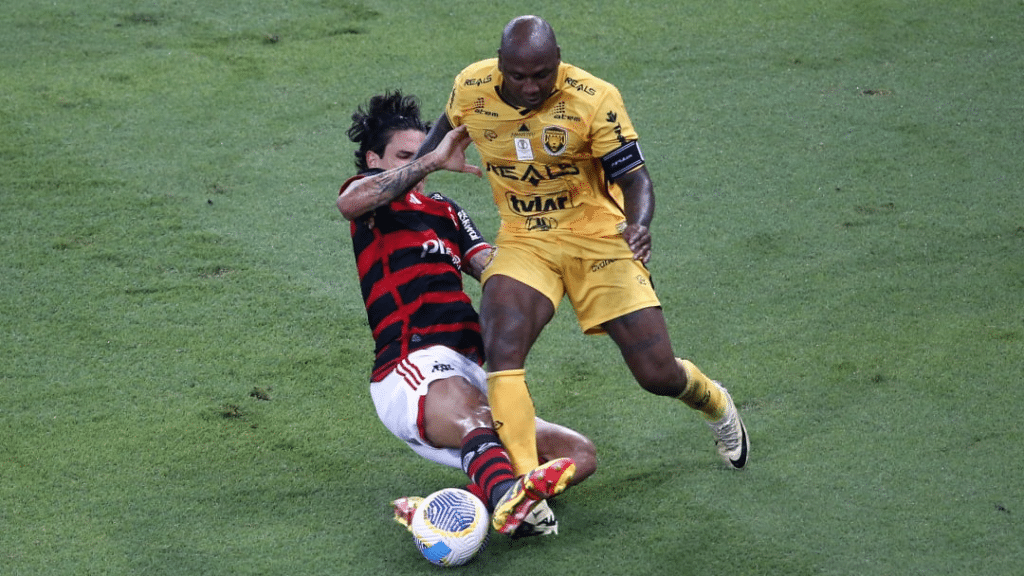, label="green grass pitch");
[2,1,1022,574]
